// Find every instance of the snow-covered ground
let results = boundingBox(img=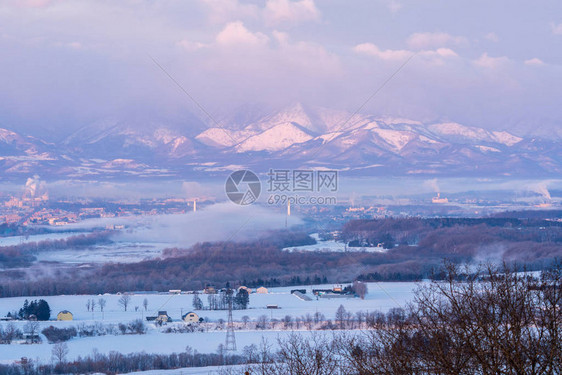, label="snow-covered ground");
[283,233,388,253]
[0,282,419,364]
